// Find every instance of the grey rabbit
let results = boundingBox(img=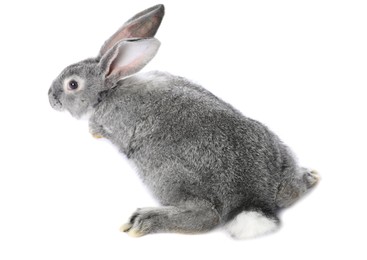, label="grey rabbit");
[48,4,319,239]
